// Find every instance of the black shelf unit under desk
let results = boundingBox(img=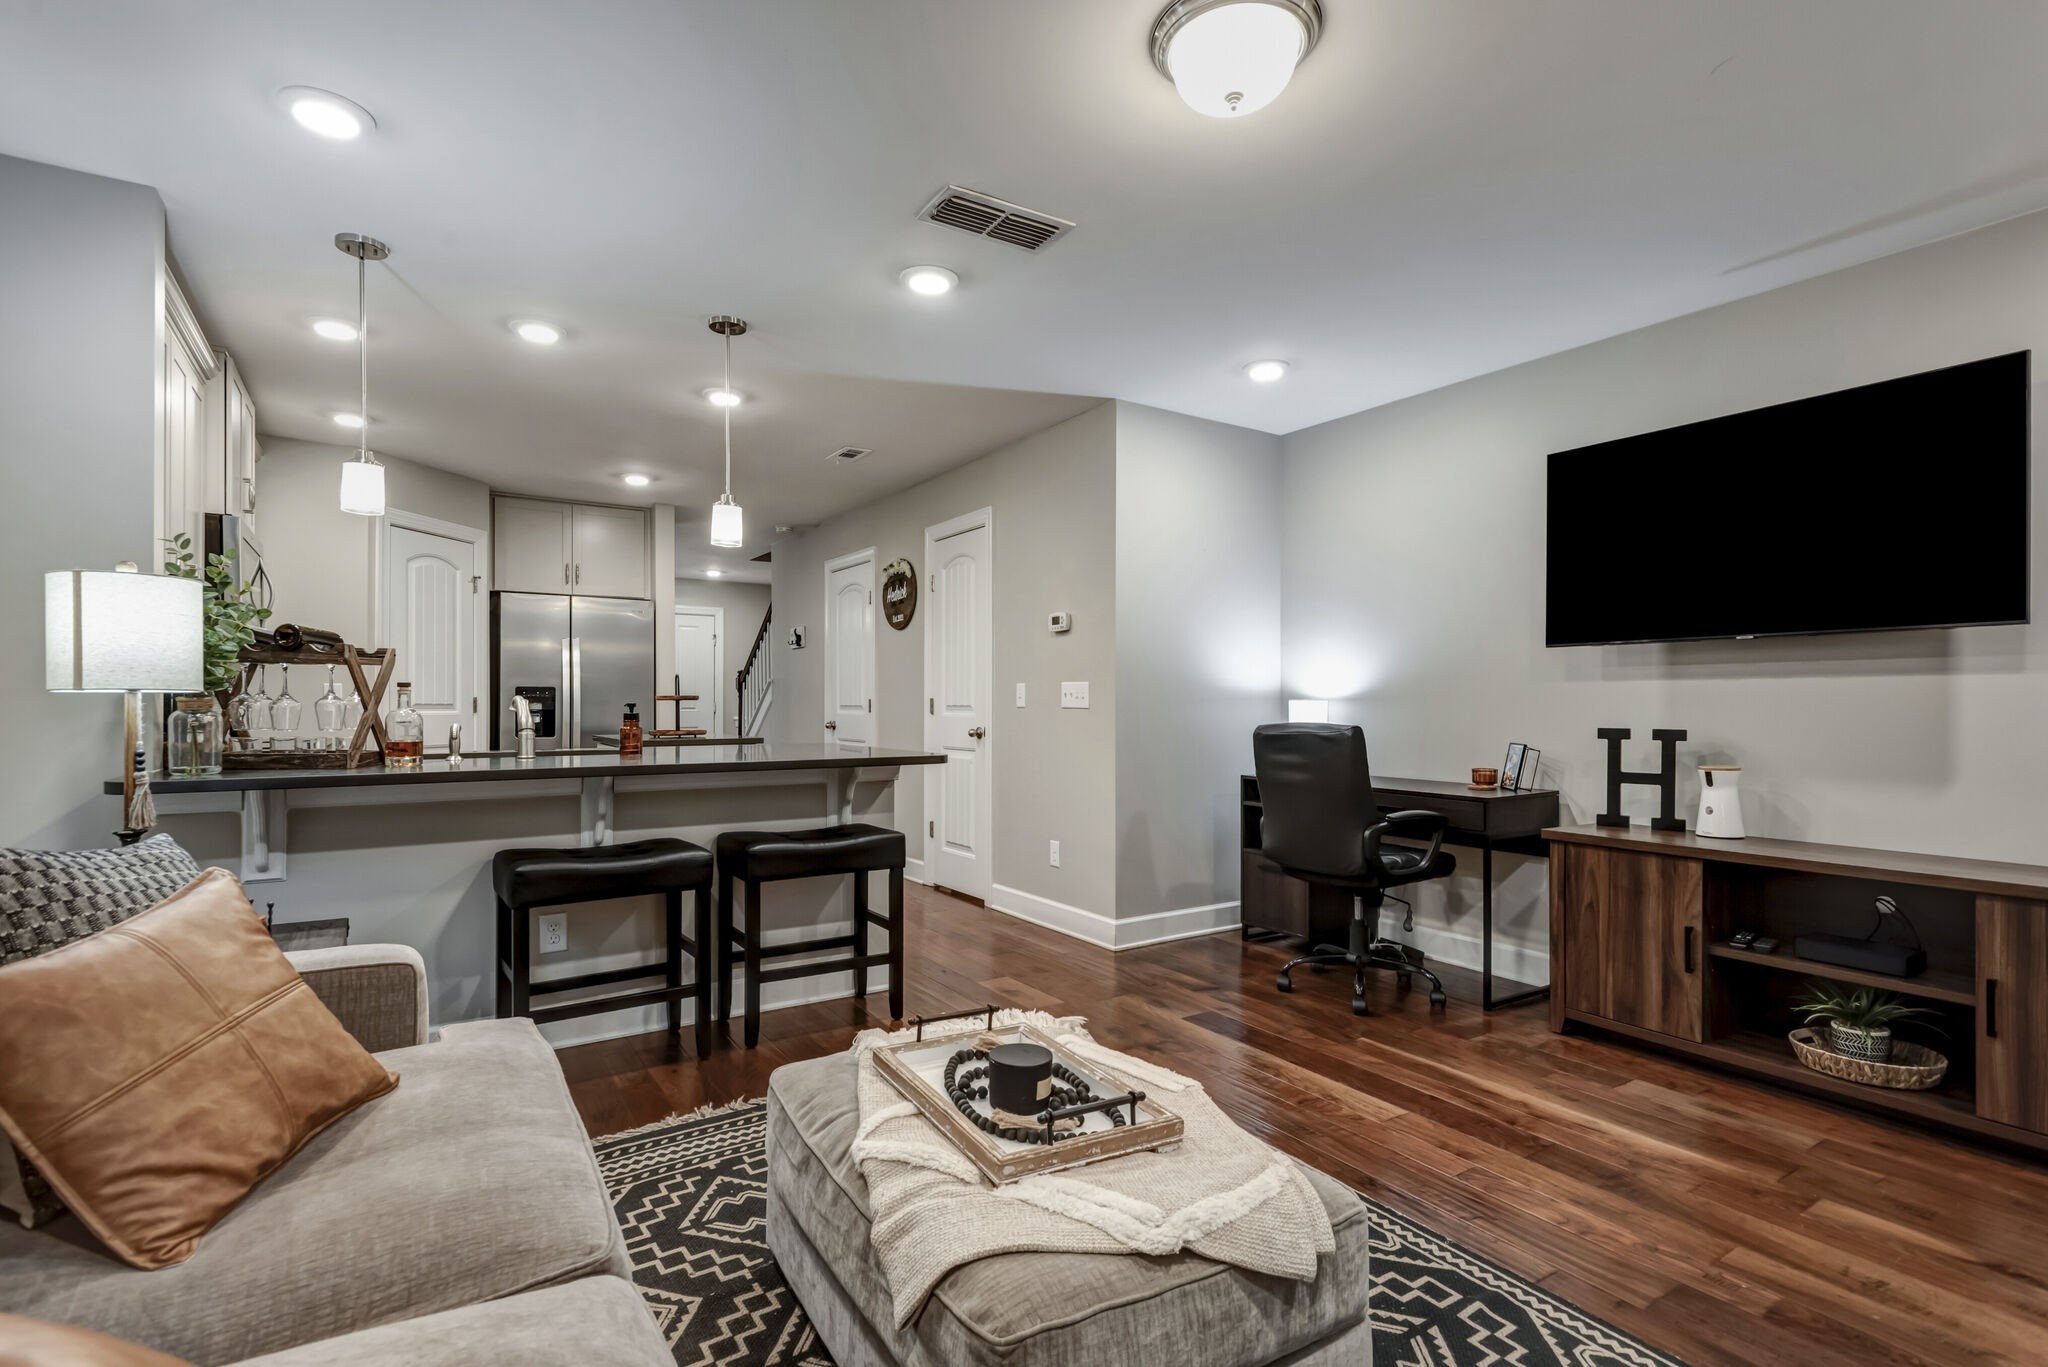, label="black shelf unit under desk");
[1240,775,1561,1010]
